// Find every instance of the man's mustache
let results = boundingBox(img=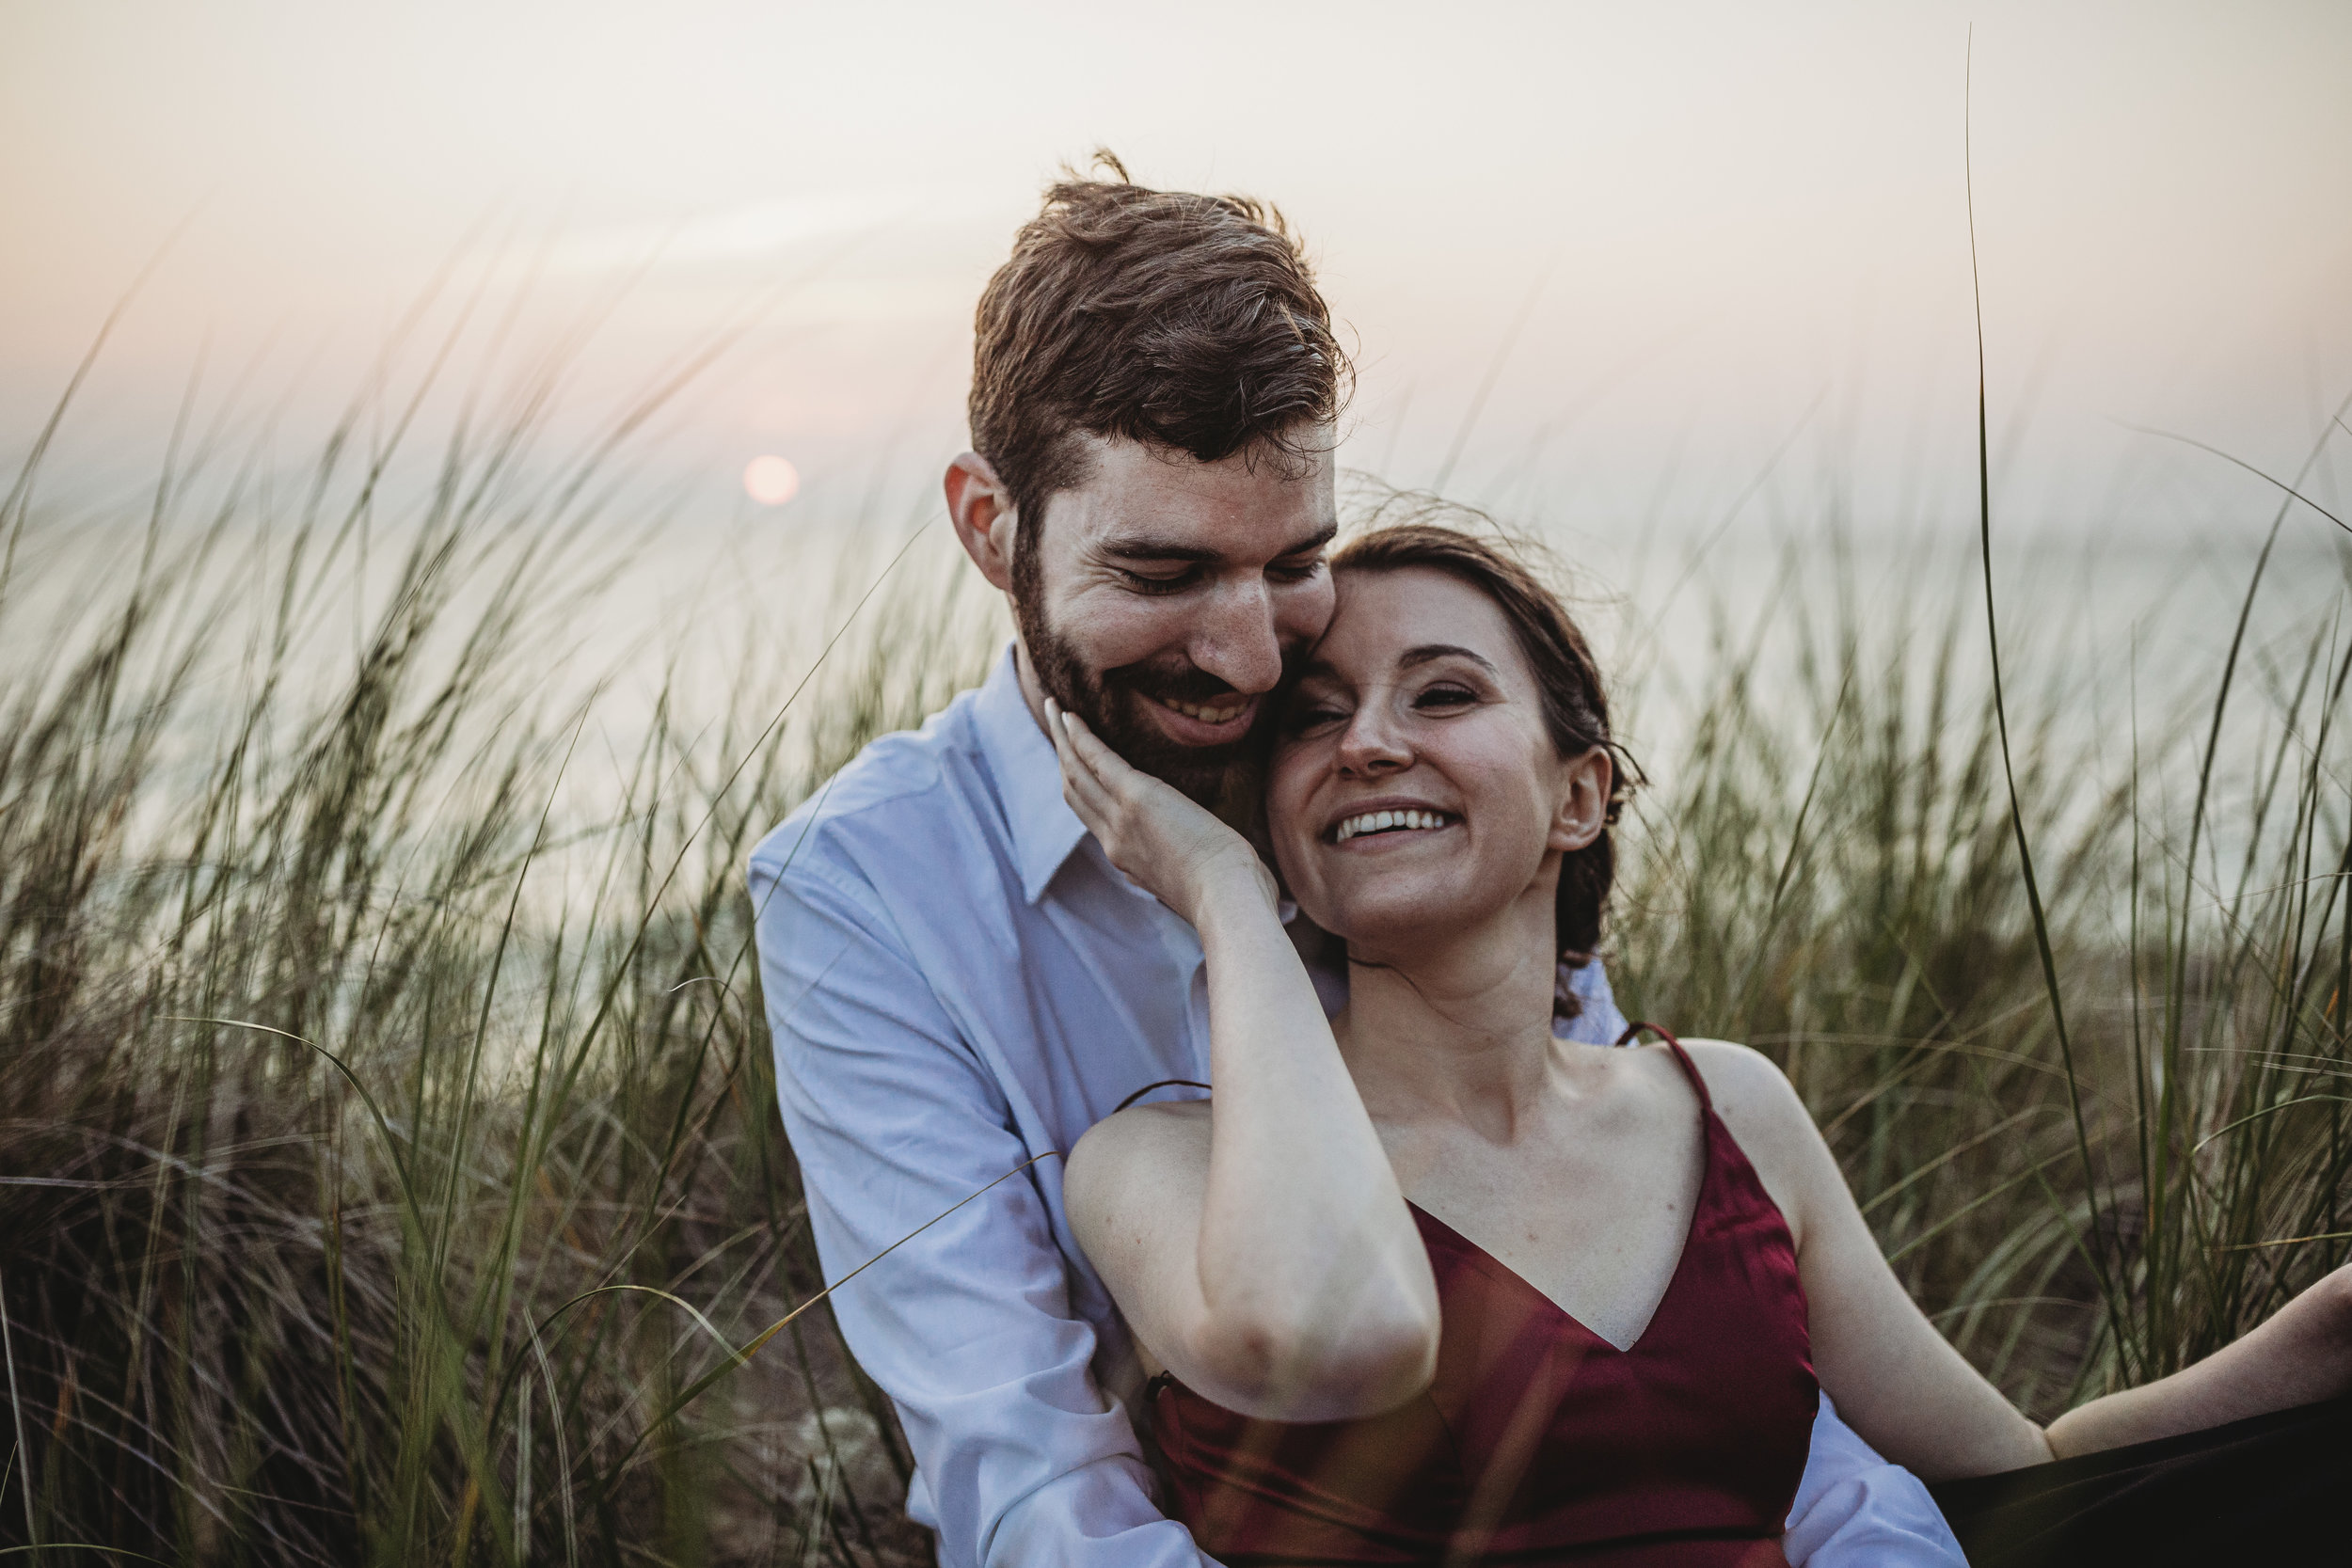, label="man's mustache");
[1102,648,1311,708]
[1104,664,1245,705]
